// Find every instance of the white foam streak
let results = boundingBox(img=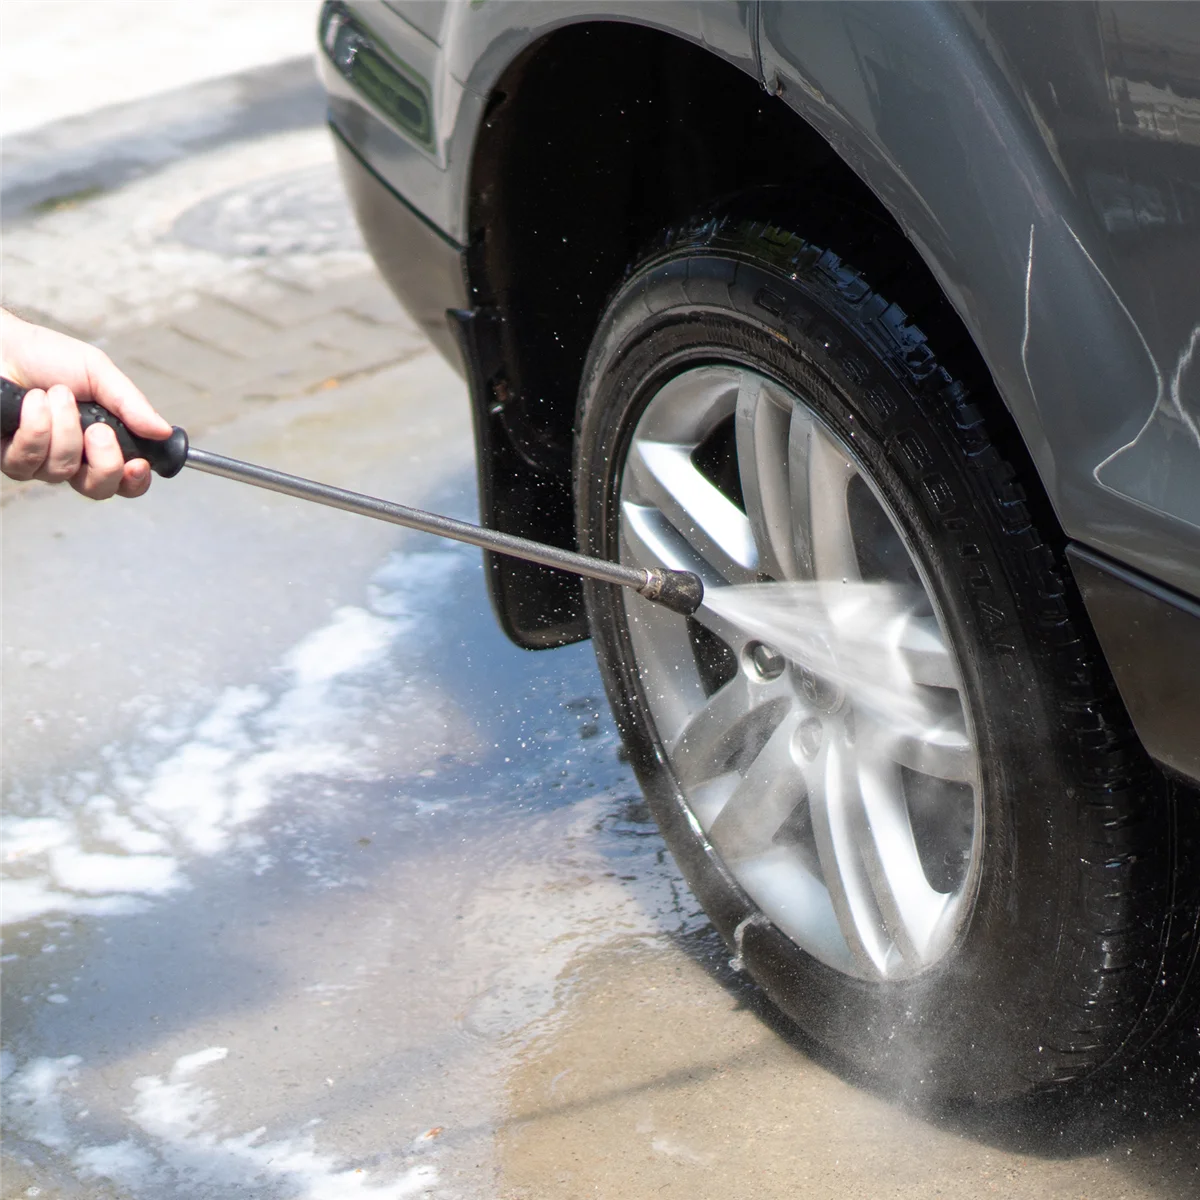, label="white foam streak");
[49,847,183,896]
[1,878,148,925]
[5,1055,82,1151]
[7,1048,438,1198]
[1,549,465,926]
